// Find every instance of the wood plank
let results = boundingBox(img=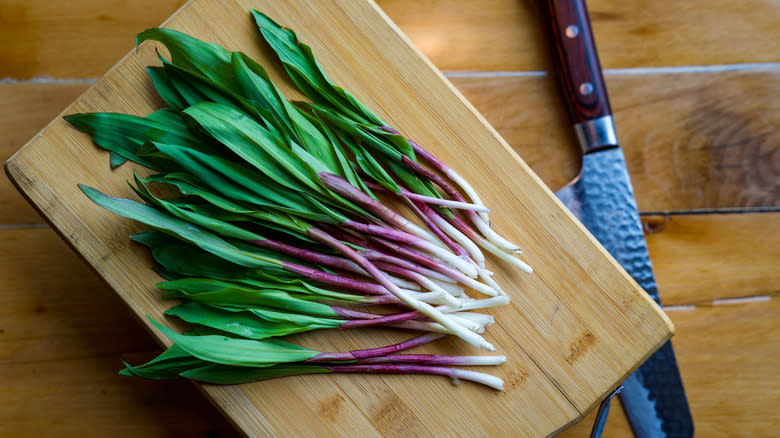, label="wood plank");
[666,300,780,438]
[0,83,88,223]
[3,68,777,225]
[5,0,674,435]
[451,69,780,211]
[1,355,240,438]
[0,0,187,78]
[0,228,154,363]
[2,0,779,78]
[0,84,88,154]
[376,0,780,72]
[645,212,780,305]
[0,227,238,437]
